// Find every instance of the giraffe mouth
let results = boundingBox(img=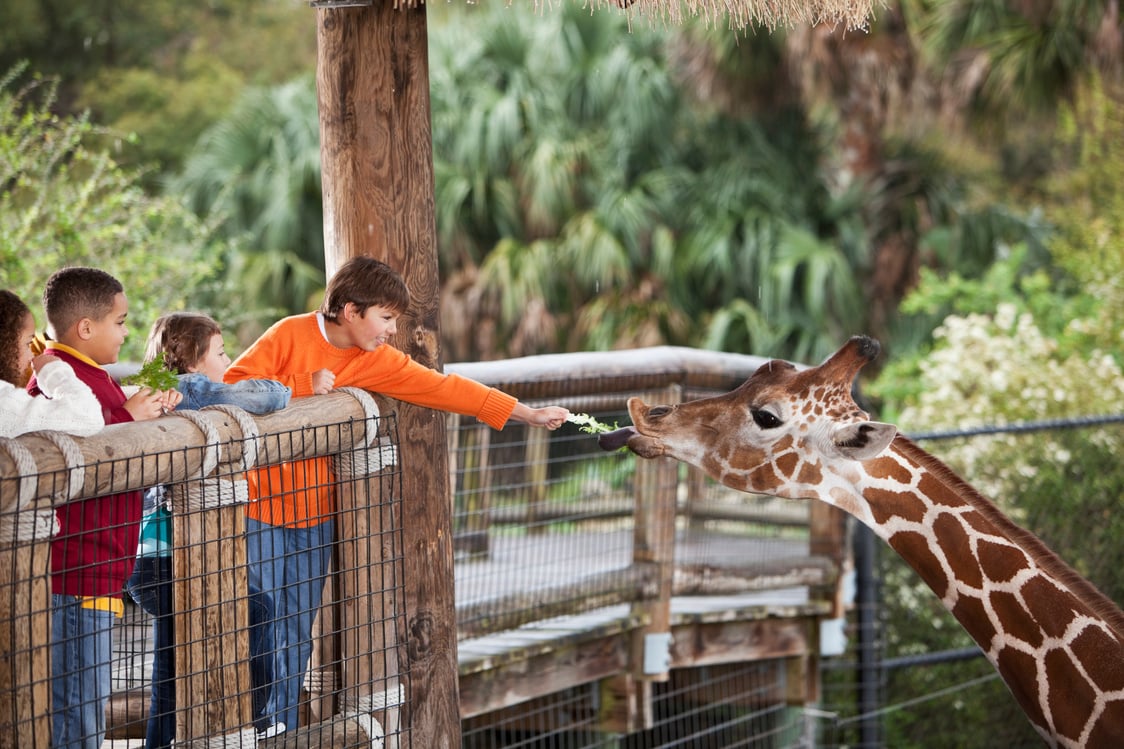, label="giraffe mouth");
[597,426,638,452]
